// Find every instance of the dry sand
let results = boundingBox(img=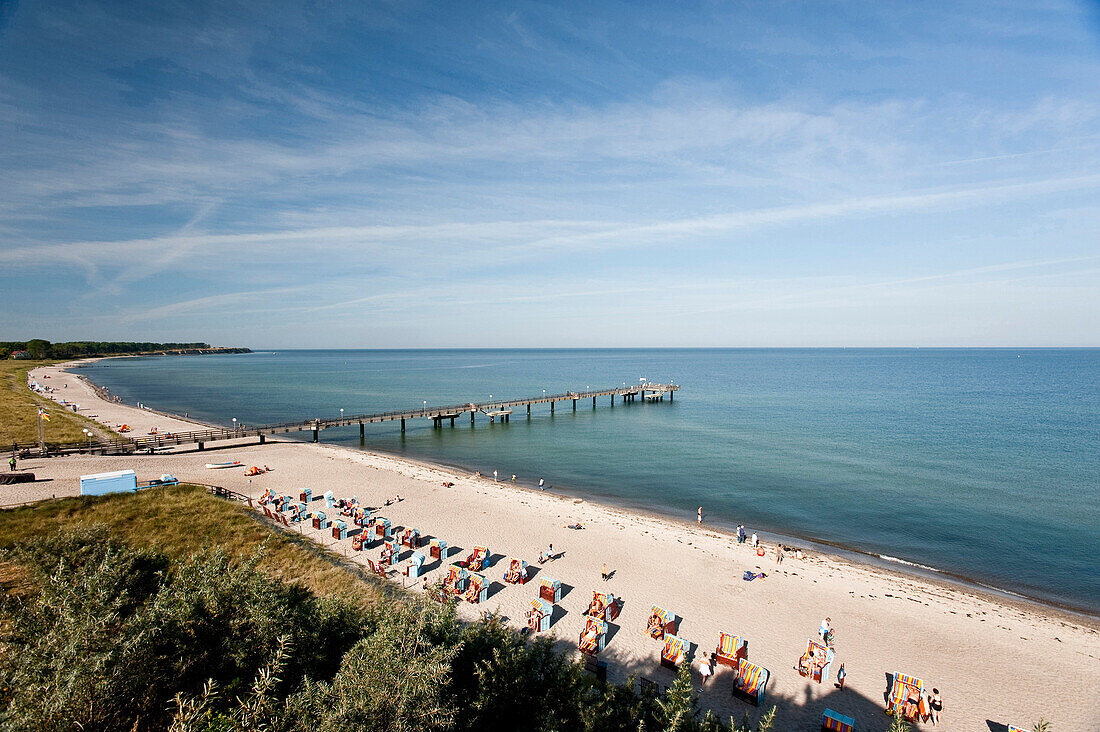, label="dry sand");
[7,362,1099,731]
